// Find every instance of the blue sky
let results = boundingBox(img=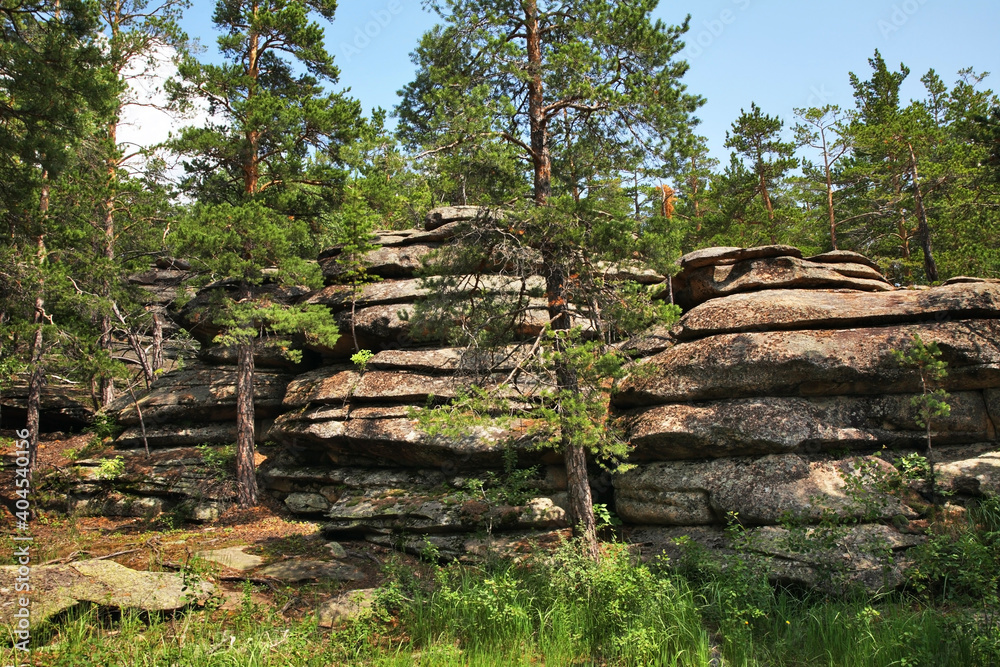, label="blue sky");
[175,1,1000,163]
